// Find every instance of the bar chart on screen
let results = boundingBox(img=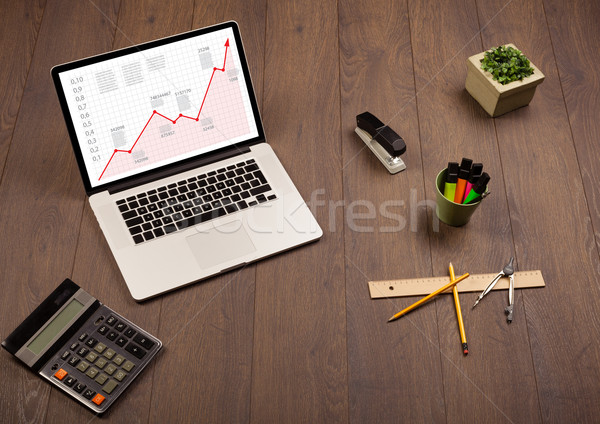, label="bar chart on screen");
[58,29,257,187]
